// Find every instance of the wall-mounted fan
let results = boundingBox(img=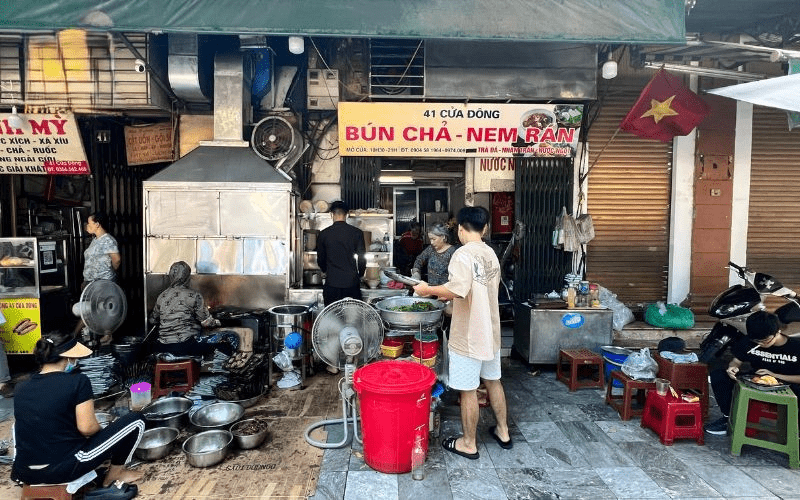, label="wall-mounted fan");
[250,115,304,173]
[71,279,127,346]
[304,298,384,448]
